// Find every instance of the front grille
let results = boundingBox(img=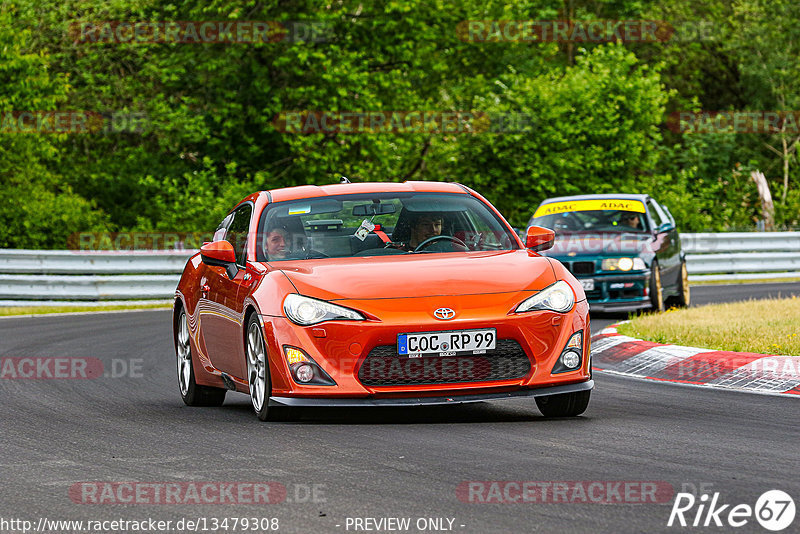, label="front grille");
[358,339,531,387]
[570,261,595,275]
[609,288,642,300]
